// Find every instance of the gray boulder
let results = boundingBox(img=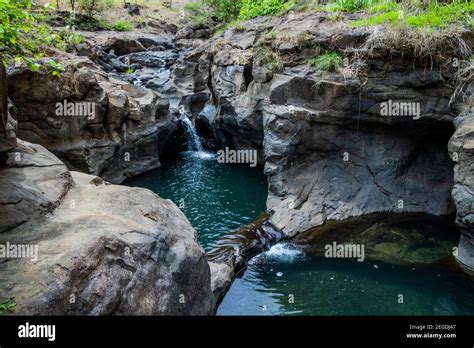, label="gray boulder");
[0,140,214,315]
